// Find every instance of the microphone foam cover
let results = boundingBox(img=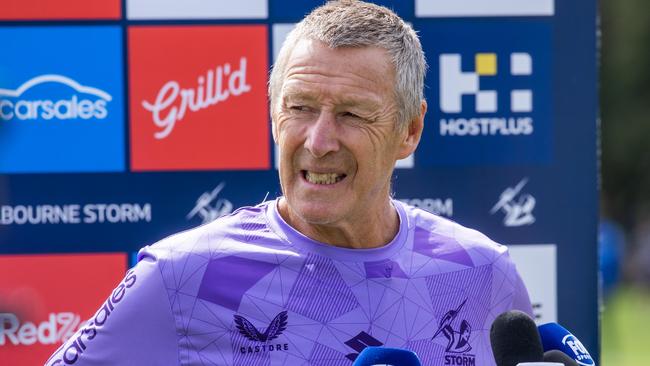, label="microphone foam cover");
[490,310,544,366]
[543,350,580,366]
[352,347,422,366]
